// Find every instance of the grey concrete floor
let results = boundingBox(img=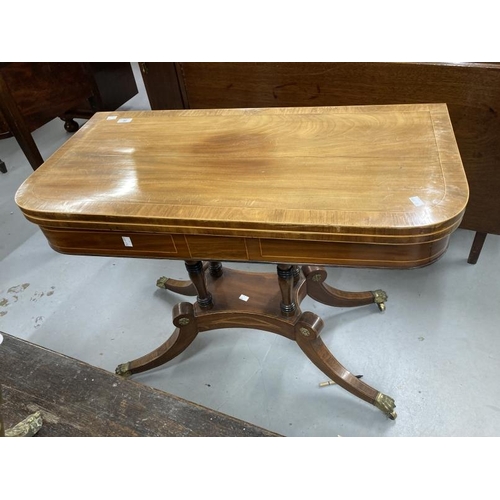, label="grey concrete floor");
[1,64,500,436]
